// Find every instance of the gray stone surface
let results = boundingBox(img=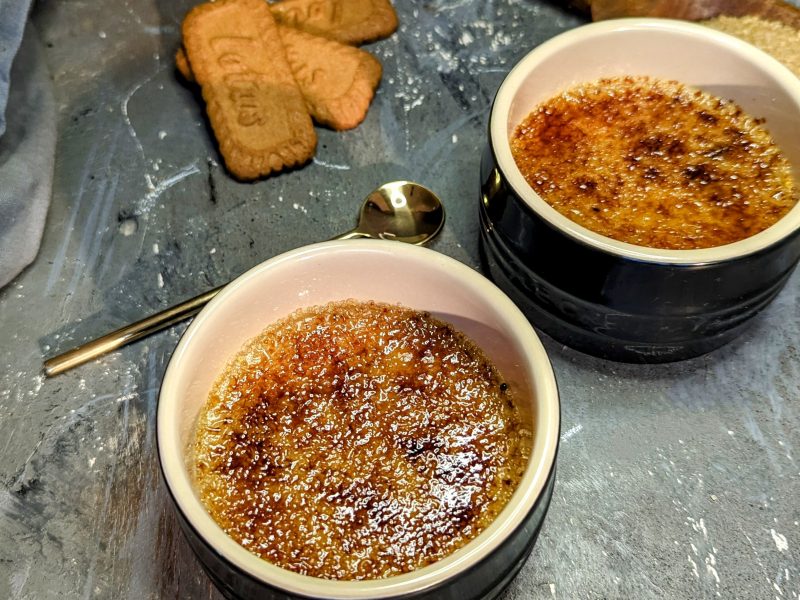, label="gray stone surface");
[1,0,799,598]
